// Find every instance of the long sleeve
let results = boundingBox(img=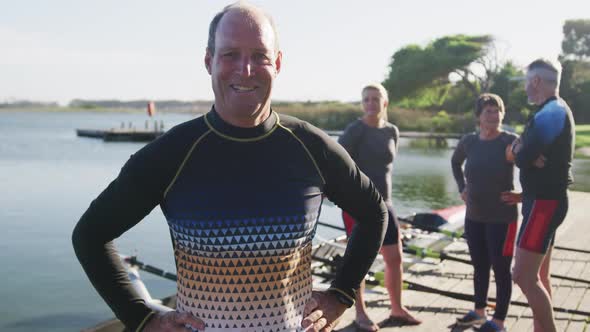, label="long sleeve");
[298,123,387,299]
[72,122,199,330]
[515,106,566,169]
[451,135,468,193]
